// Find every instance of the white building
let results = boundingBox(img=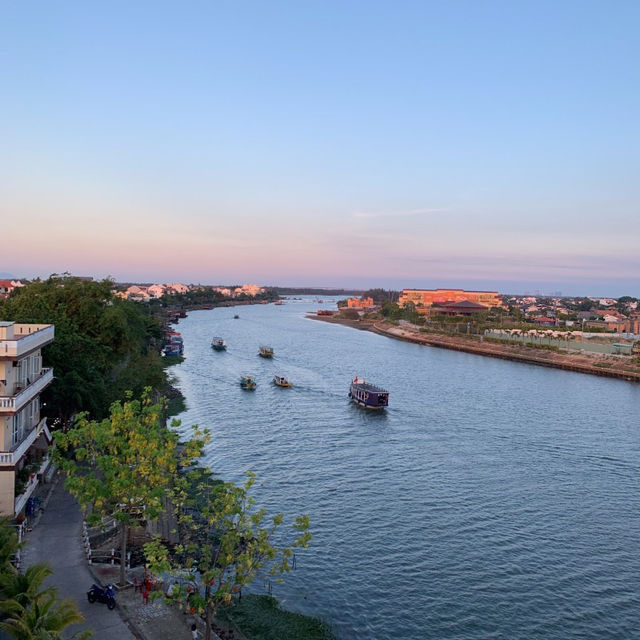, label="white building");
[0,321,55,517]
